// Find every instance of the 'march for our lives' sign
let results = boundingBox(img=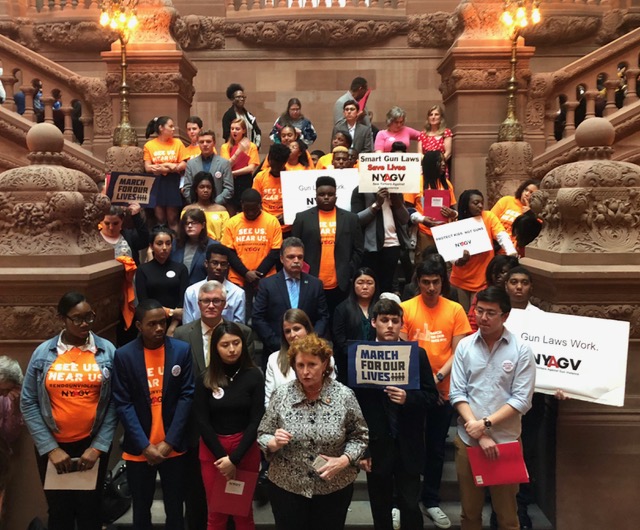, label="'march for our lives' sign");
[347,341,420,390]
